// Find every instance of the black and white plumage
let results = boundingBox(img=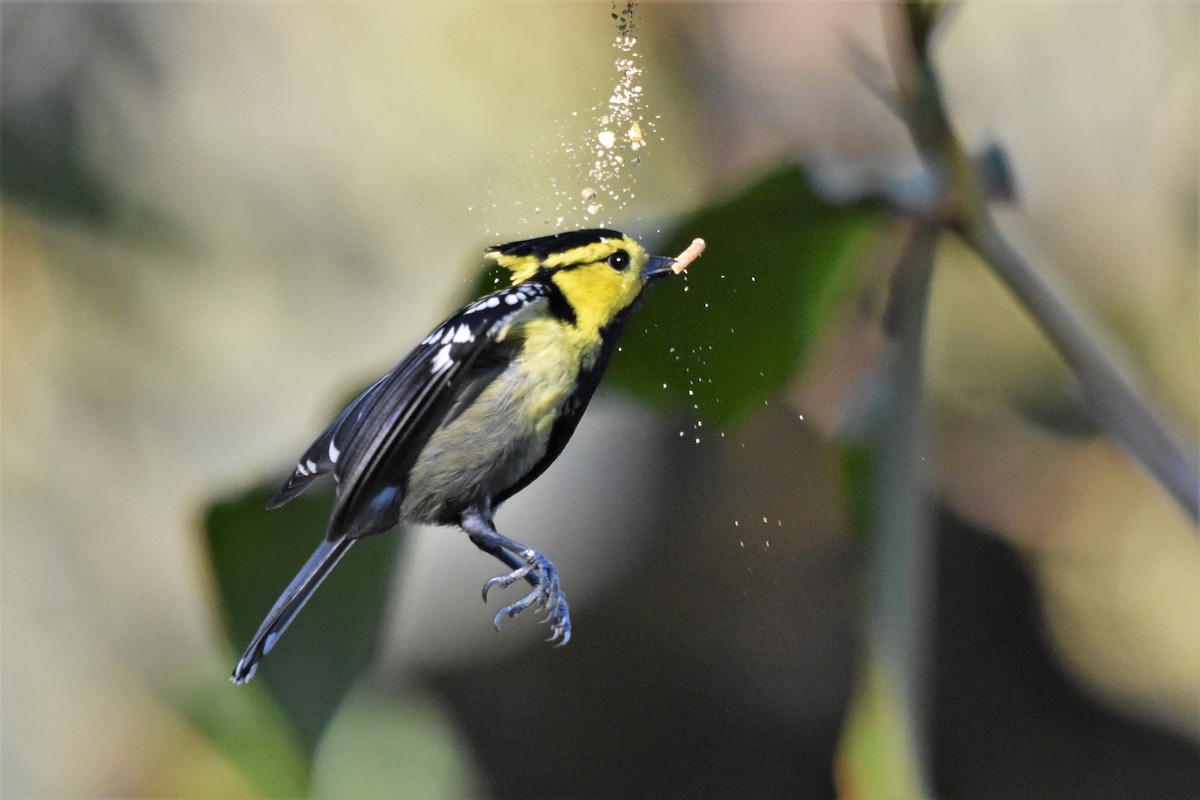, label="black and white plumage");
[231,229,681,684]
